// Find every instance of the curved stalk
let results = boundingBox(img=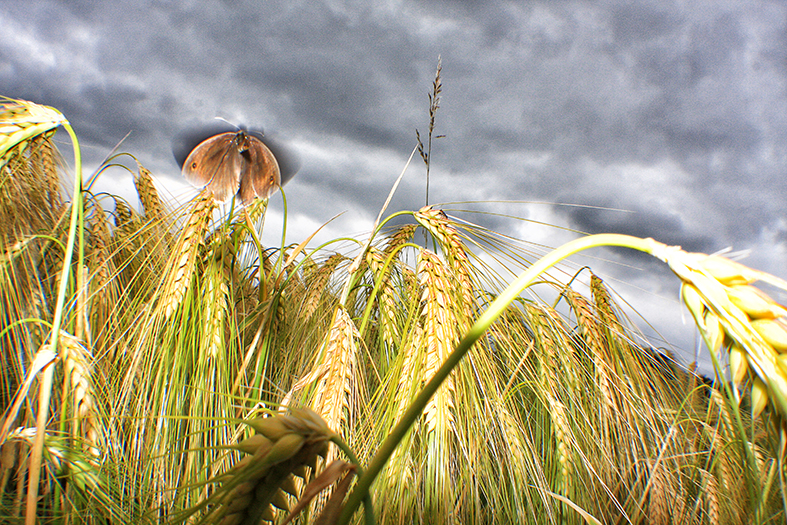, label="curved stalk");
[26,121,83,525]
[337,233,663,525]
